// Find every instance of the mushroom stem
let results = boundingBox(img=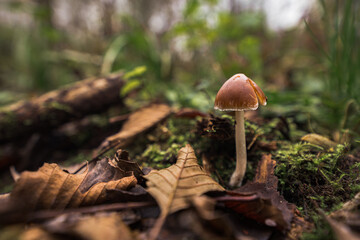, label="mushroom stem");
[229,110,246,187]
